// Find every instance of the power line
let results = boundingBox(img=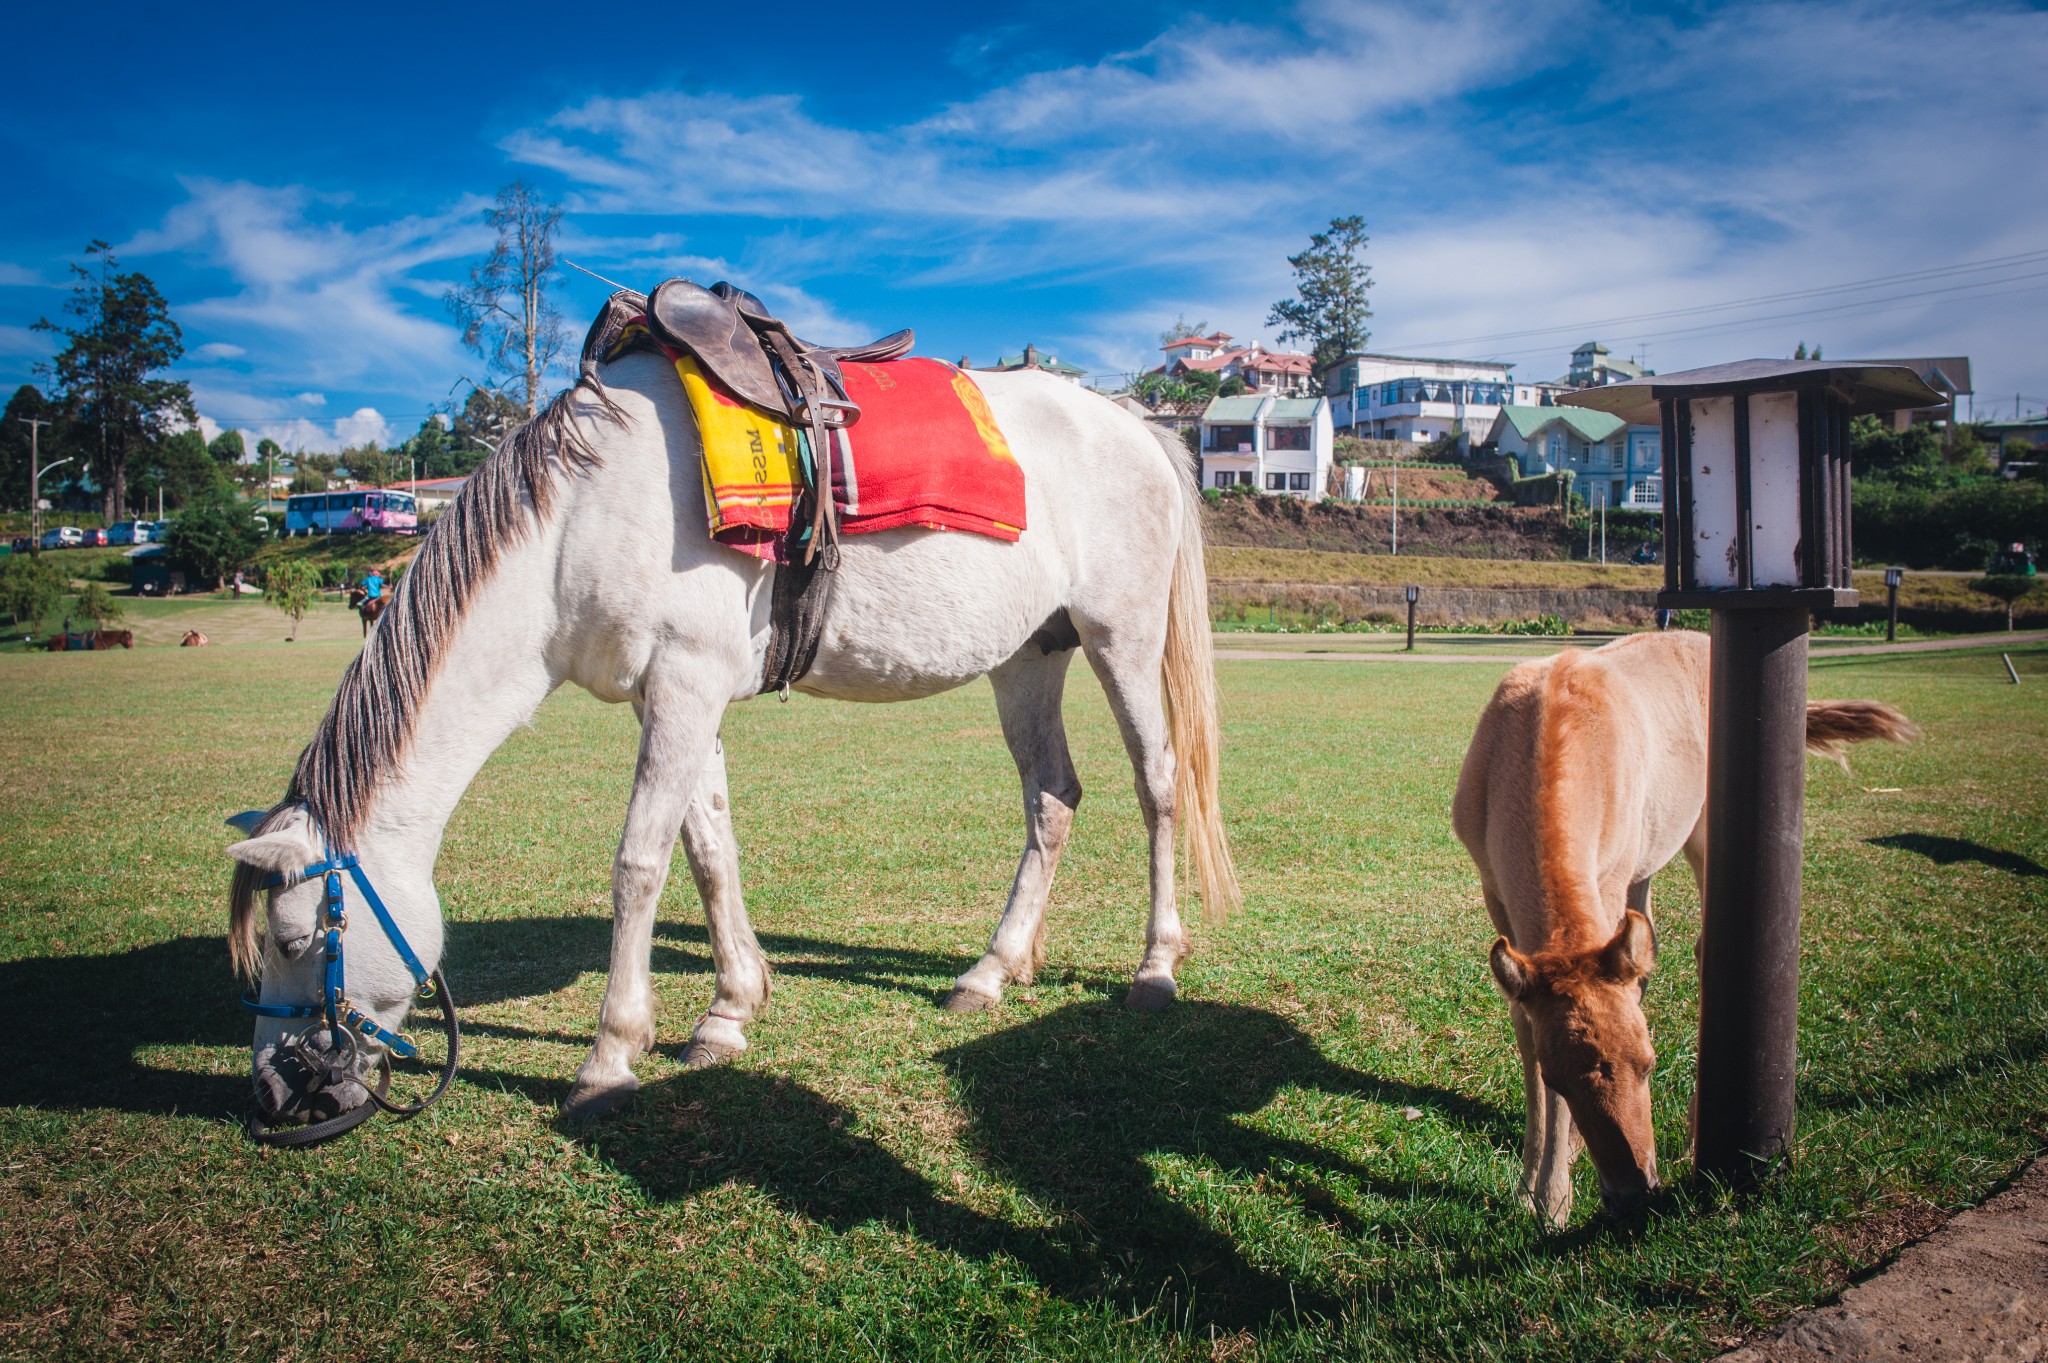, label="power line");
[1382,248,2048,355]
